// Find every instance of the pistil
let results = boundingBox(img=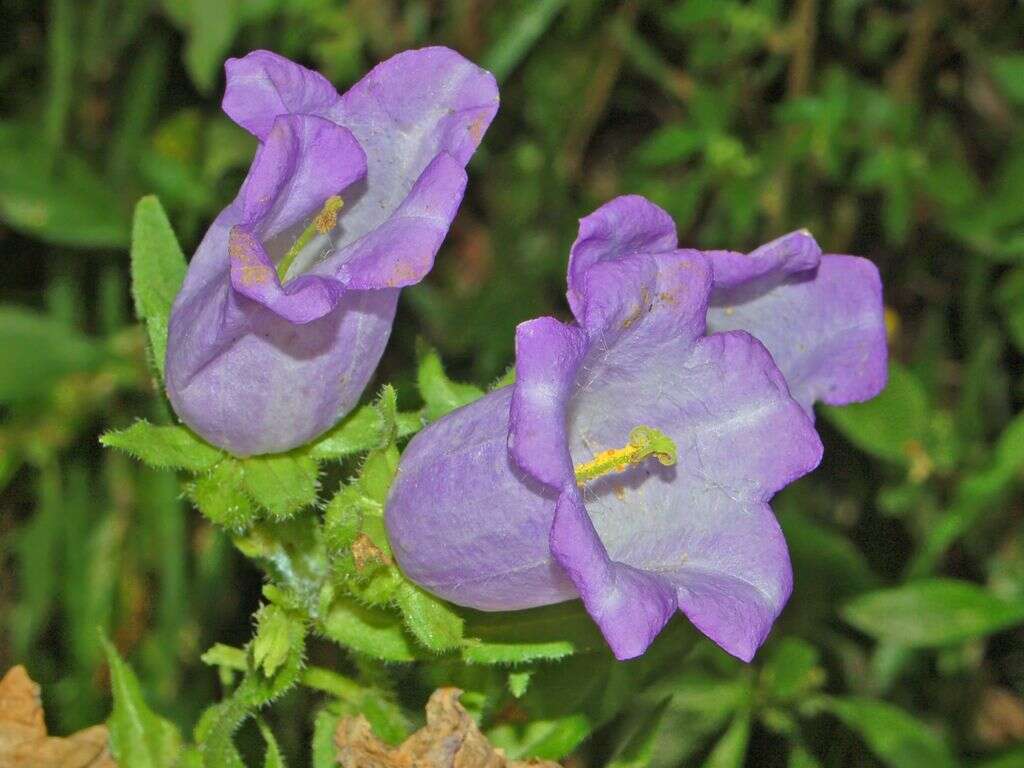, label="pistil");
[574,426,677,486]
[276,195,344,282]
